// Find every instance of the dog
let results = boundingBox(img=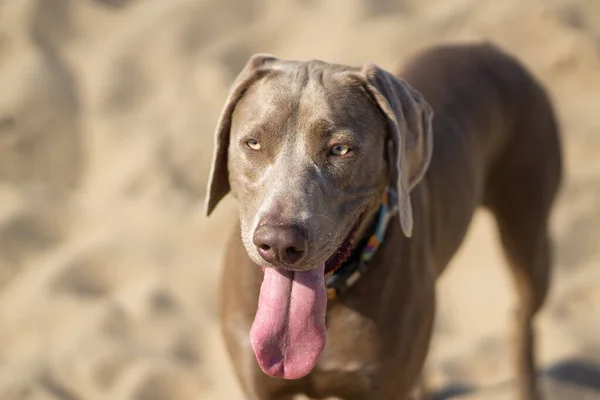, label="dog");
[205,42,563,400]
